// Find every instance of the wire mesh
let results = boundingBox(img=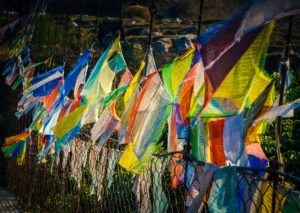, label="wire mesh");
[3,88,300,212]
[4,124,300,212]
